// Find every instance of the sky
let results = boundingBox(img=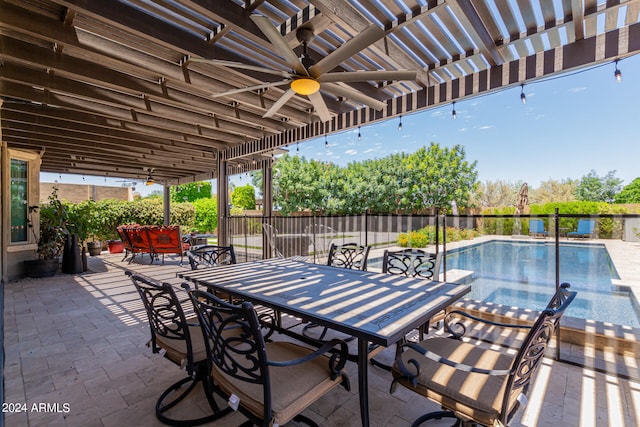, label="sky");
[42,53,640,197]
